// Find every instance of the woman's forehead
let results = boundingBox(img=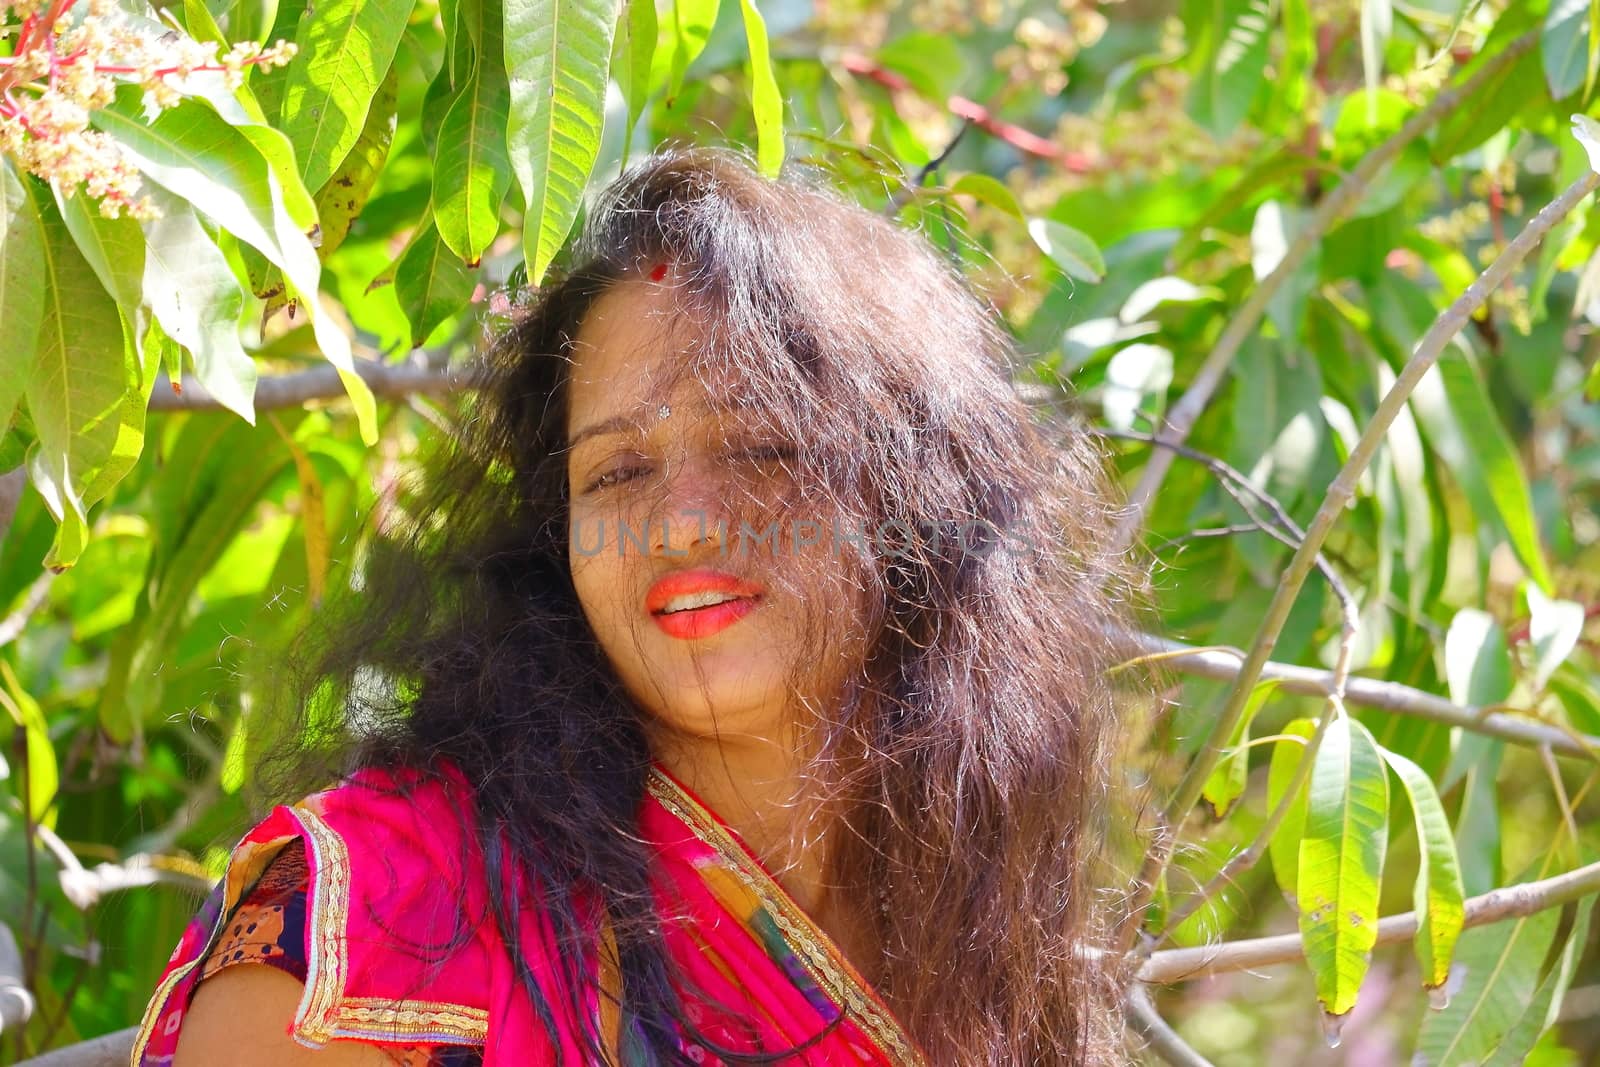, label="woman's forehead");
[566,283,762,432]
